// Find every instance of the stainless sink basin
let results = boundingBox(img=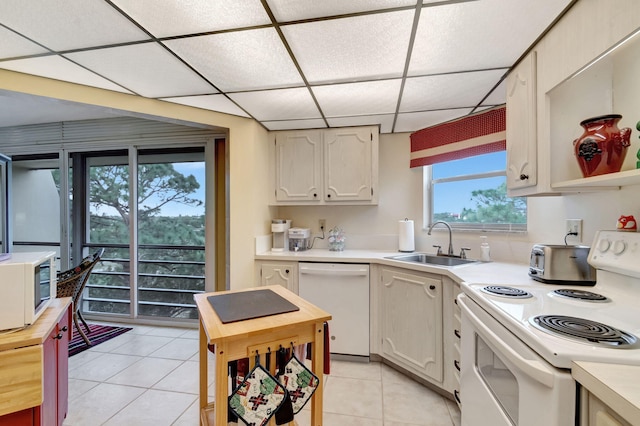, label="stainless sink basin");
[386,253,478,267]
